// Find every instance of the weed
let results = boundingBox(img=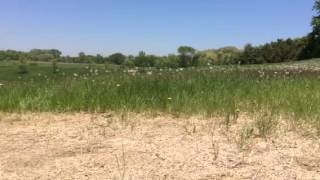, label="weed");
[237,125,254,150]
[210,133,220,161]
[254,111,279,138]
[0,60,319,125]
[114,143,127,180]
